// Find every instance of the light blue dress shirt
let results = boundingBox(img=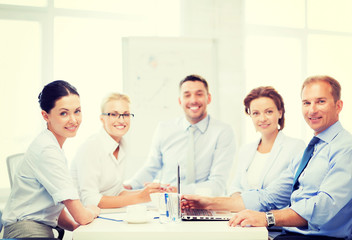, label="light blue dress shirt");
[125,115,236,196]
[1,129,79,228]
[229,131,305,195]
[242,121,352,239]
